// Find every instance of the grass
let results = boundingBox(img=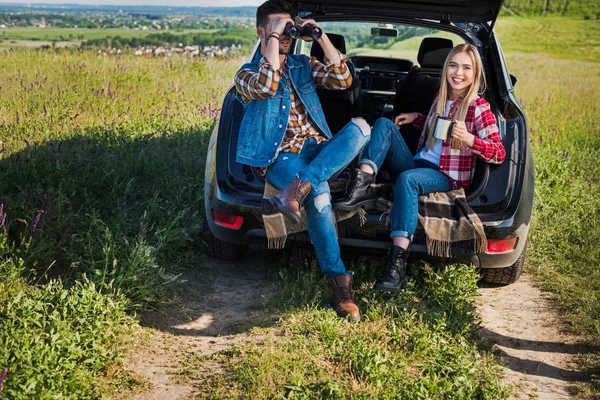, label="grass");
[498,15,600,395]
[0,49,242,398]
[182,253,508,399]
[495,16,600,63]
